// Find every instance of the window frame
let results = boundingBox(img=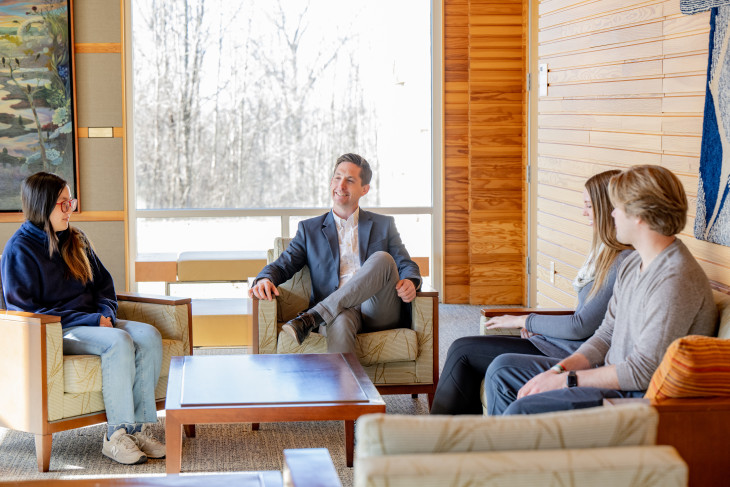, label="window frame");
[124,0,443,294]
